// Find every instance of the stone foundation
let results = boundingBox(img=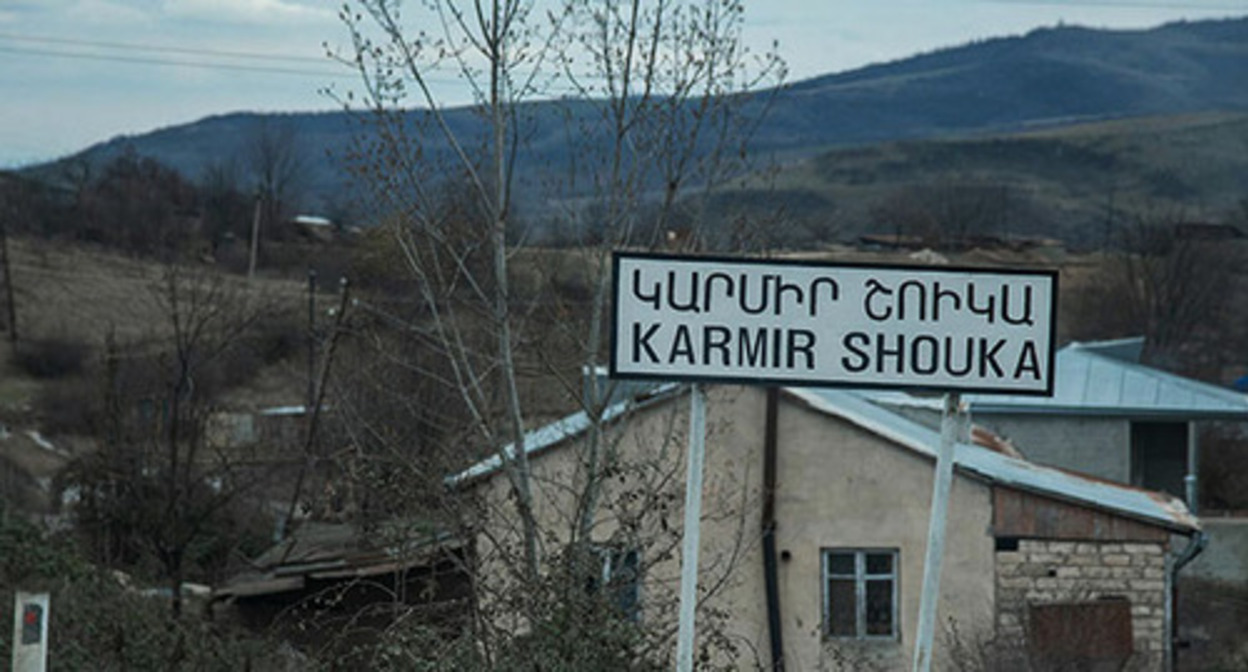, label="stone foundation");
[994,539,1168,671]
